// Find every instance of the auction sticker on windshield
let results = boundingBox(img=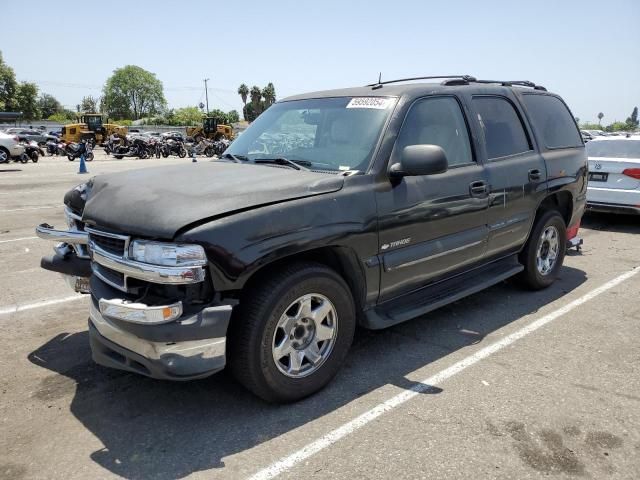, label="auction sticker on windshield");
[346,97,393,109]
